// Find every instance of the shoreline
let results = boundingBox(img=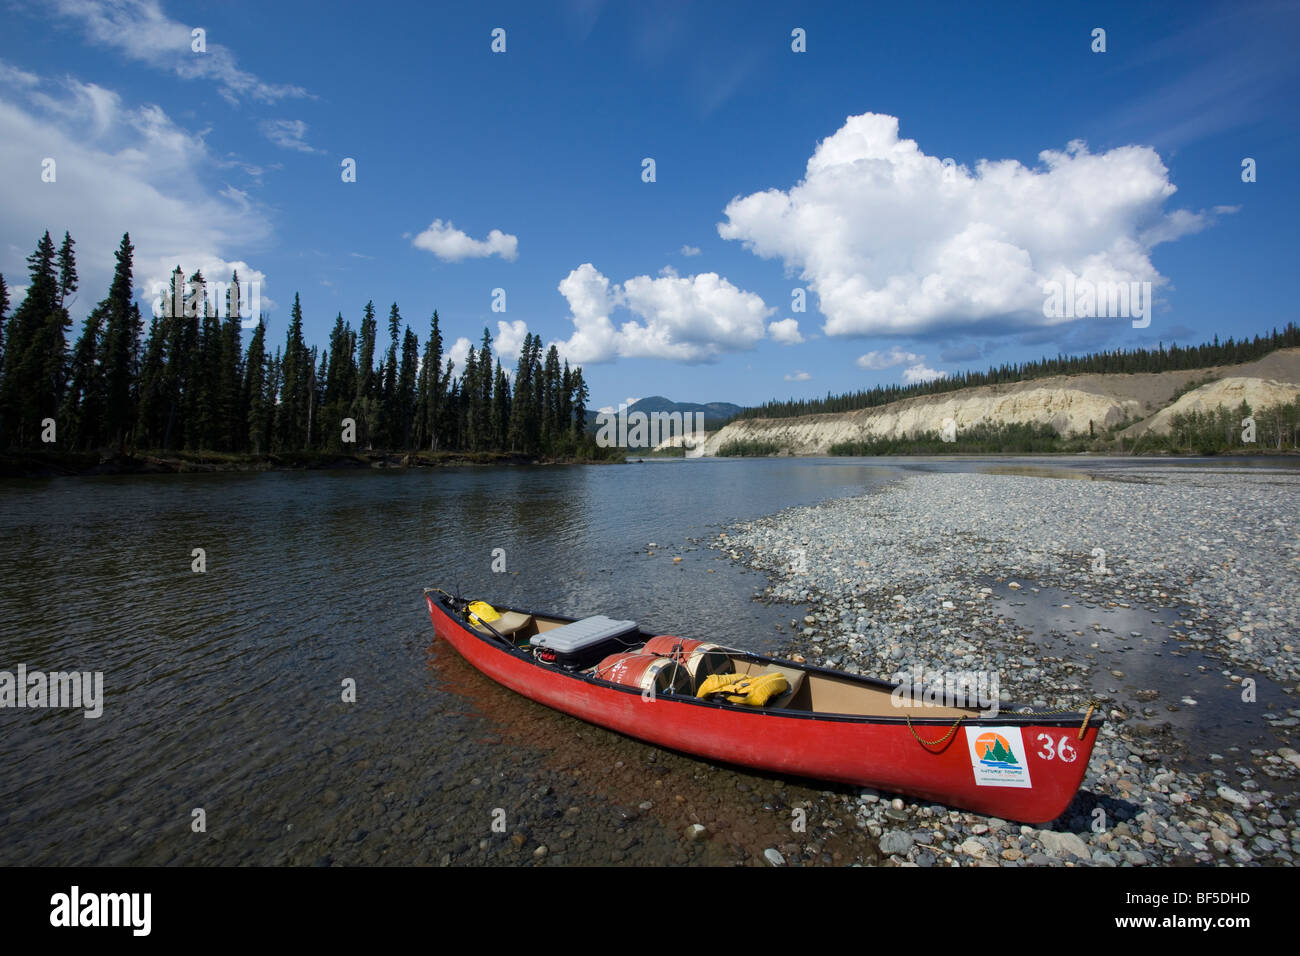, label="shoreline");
[712,468,1299,866]
[706,448,1300,460]
[0,449,624,478]
[5,447,1295,478]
